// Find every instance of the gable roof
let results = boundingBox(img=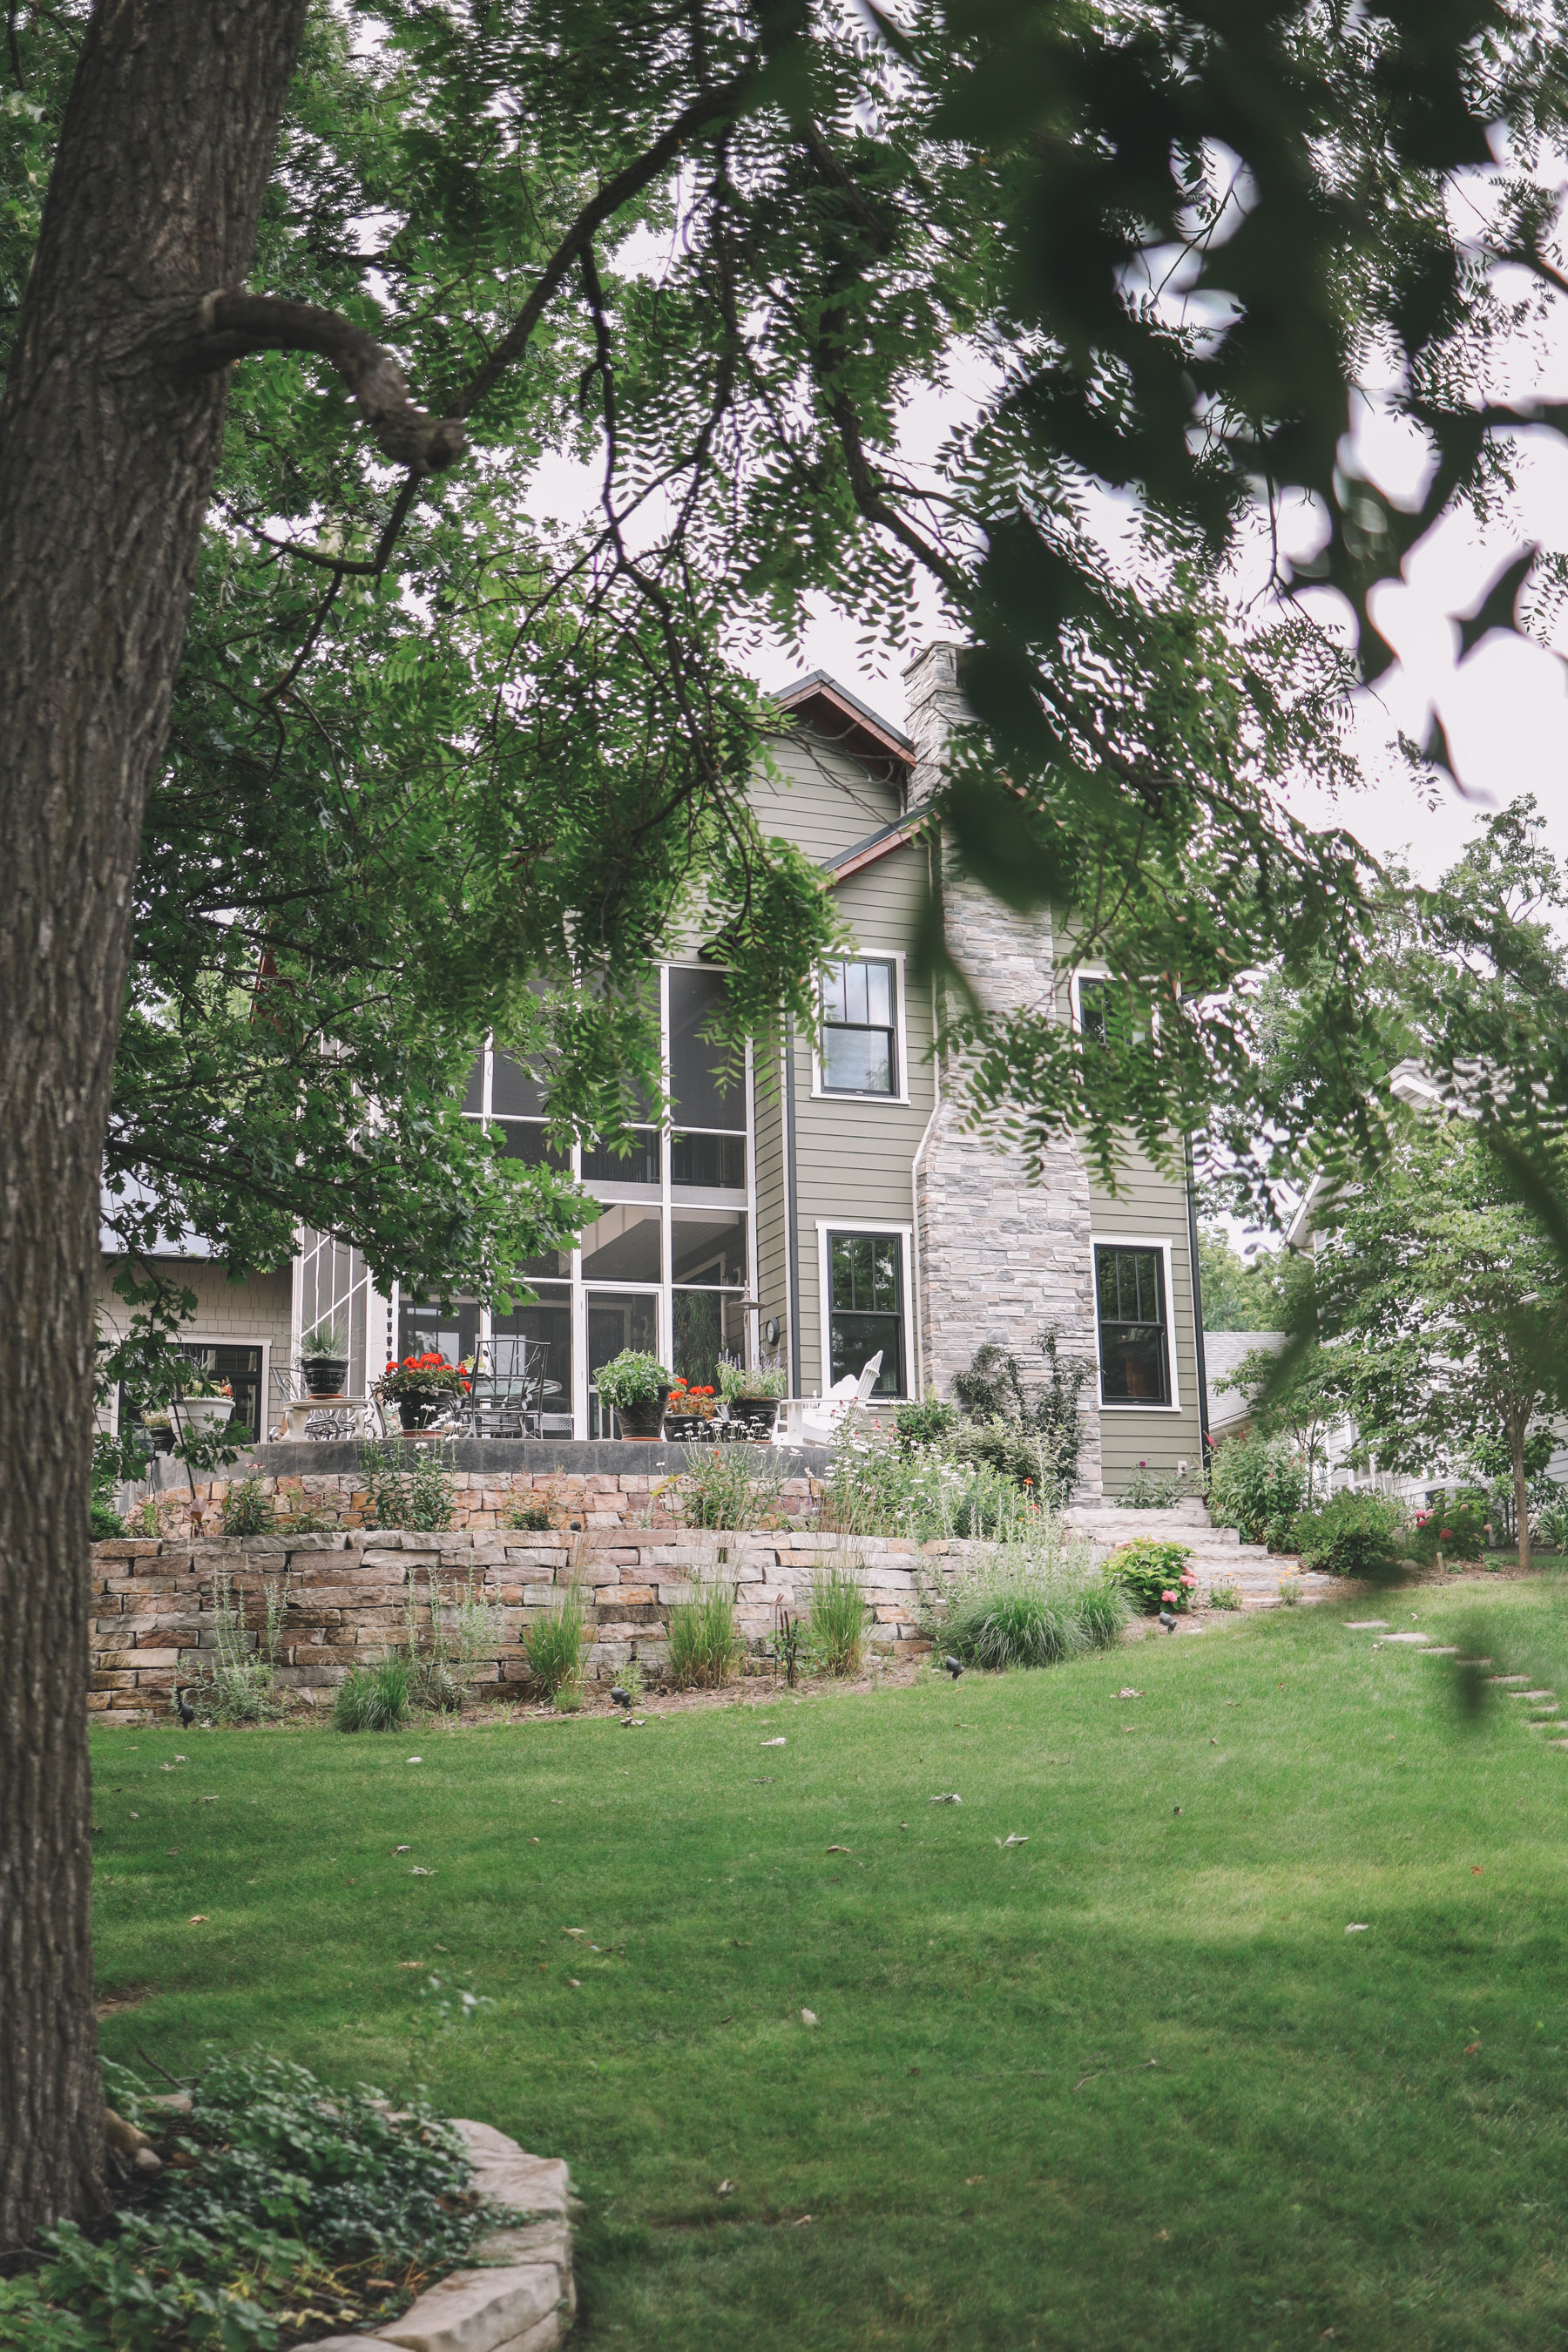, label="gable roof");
[770,670,915,784]
[819,809,927,885]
